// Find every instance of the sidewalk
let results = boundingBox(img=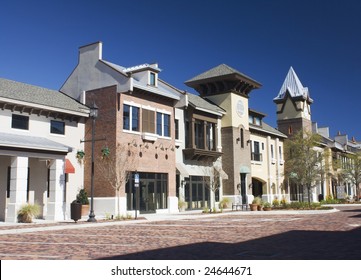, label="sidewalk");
[0,206,340,235]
